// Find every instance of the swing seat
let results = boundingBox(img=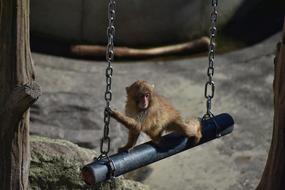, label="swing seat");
[81,113,234,185]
